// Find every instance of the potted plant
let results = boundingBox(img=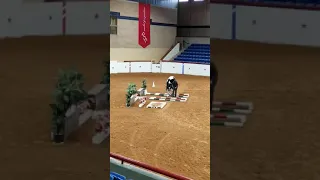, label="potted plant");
[140,79,147,95]
[50,69,88,143]
[141,79,147,89]
[126,83,137,107]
